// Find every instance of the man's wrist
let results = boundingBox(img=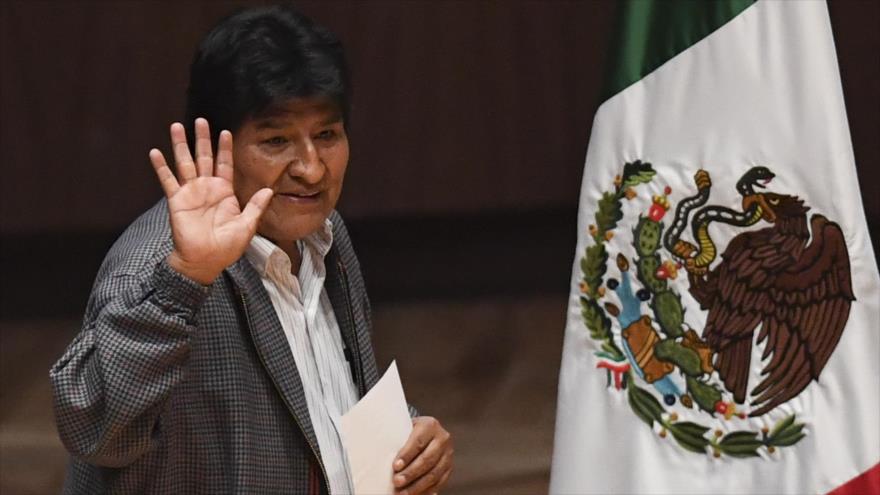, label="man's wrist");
[151,257,213,321]
[167,251,220,286]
